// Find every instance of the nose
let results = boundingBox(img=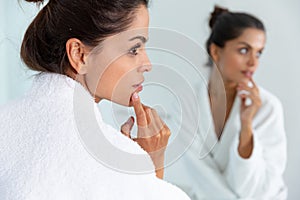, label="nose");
[138,52,152,72]
[247,52,259,67]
